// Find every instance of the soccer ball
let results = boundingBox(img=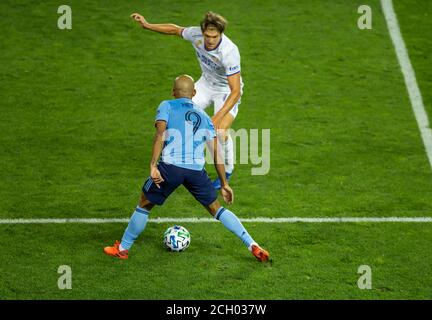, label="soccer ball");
[163,225,191,252]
